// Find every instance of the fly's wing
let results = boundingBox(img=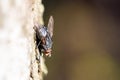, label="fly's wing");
[47,16,54,37]
[34,23,44,39]
[34,23,43,31]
